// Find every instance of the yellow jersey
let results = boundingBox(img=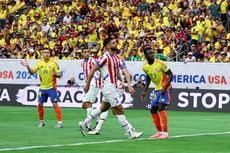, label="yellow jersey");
[33,60,61,89]
[143,59,171,90]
